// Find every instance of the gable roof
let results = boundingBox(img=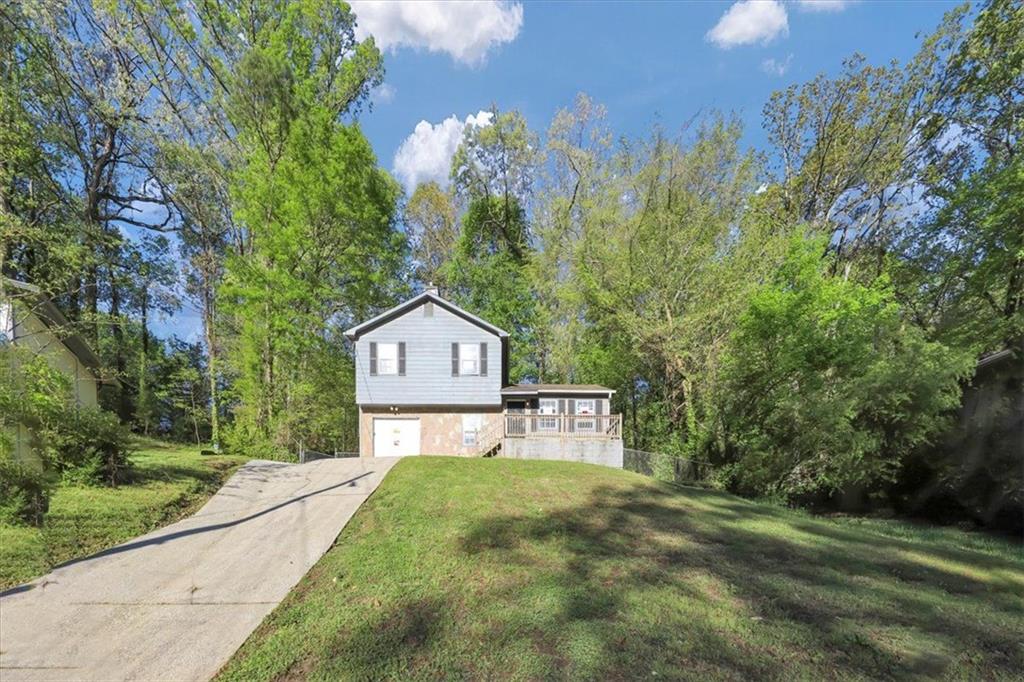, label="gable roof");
[343,291,508,340]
